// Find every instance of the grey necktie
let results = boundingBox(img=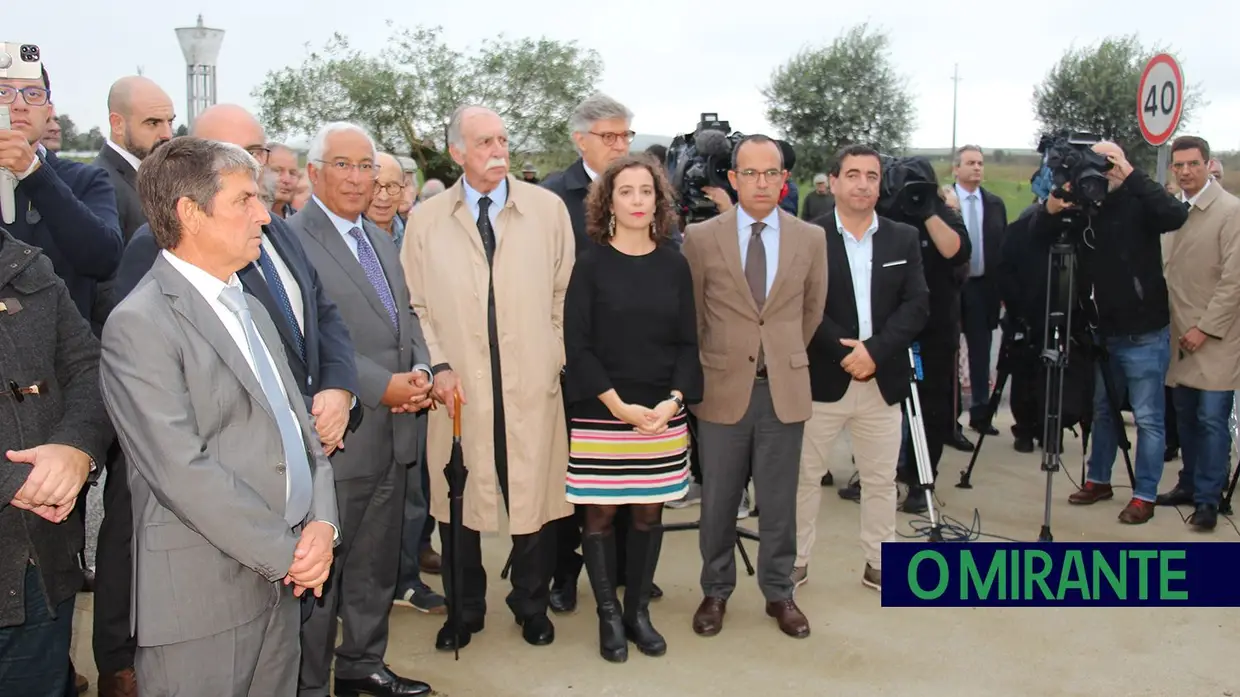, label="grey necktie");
[218,285,313,527]
[966,194,983,277]
[745,222,767,373]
